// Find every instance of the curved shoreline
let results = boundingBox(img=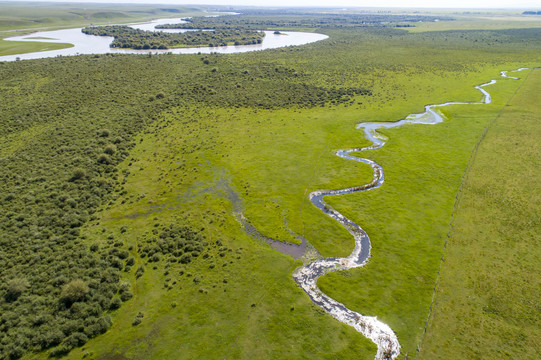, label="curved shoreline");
[292,68,527,359]
[0,17,327,61]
